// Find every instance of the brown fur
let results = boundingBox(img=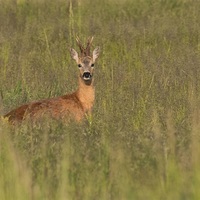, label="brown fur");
[4,37,100,124]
